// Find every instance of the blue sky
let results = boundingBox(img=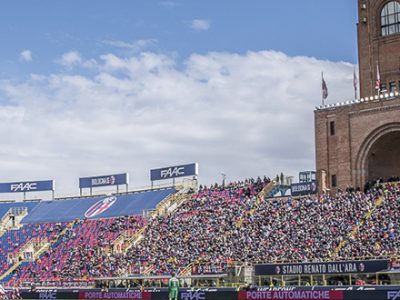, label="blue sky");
[1,1,357,77]
[0,1,358,197]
